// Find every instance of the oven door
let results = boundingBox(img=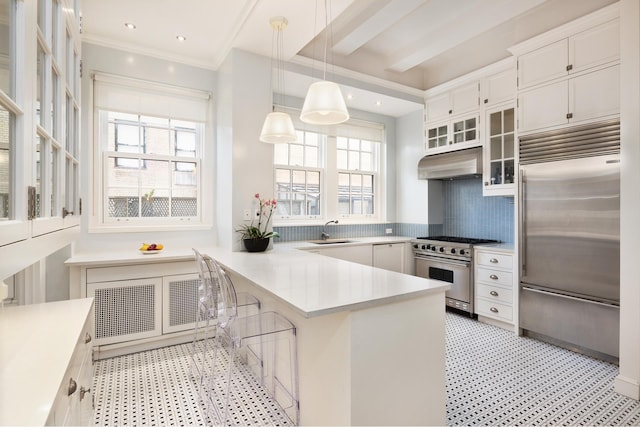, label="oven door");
[415,254,472,310]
